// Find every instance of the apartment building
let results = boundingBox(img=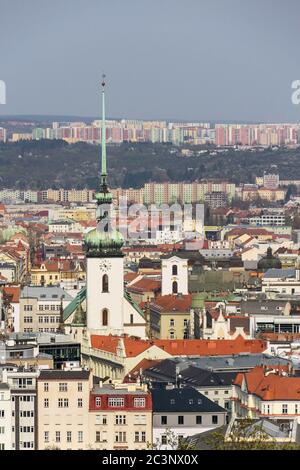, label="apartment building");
[19,286,73,333]
[37,369,91,450]
[152,386,227,449]
[89,382,152,450]
[0,383,13,450]
[30,260,86,287]
[0,366,39,450]
[232,366,300,419]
